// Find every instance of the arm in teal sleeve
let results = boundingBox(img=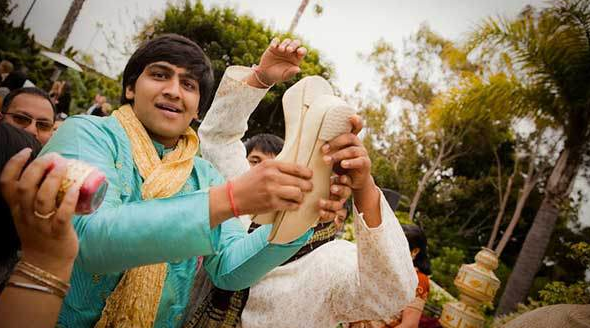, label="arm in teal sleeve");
[203,168,313,291]
[42,117,312,280]
[41,117,216,273]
